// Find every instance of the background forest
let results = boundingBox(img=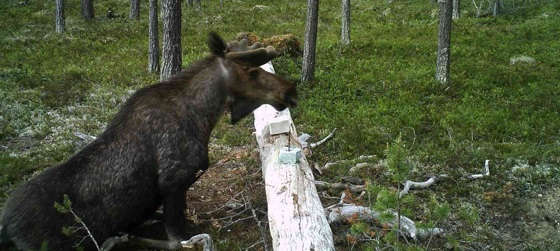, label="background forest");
[1,0,559,250]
